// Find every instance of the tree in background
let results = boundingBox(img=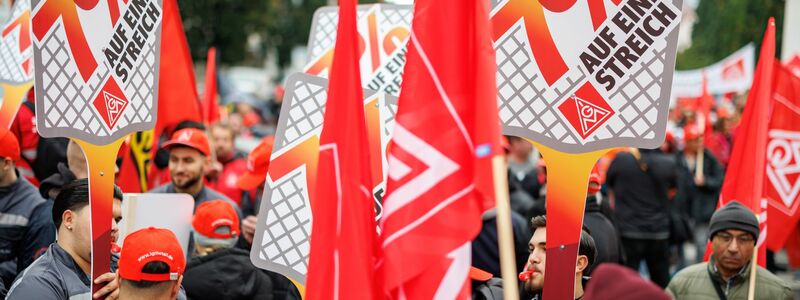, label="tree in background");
[179,0,326,67]
[676,0,784,70]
